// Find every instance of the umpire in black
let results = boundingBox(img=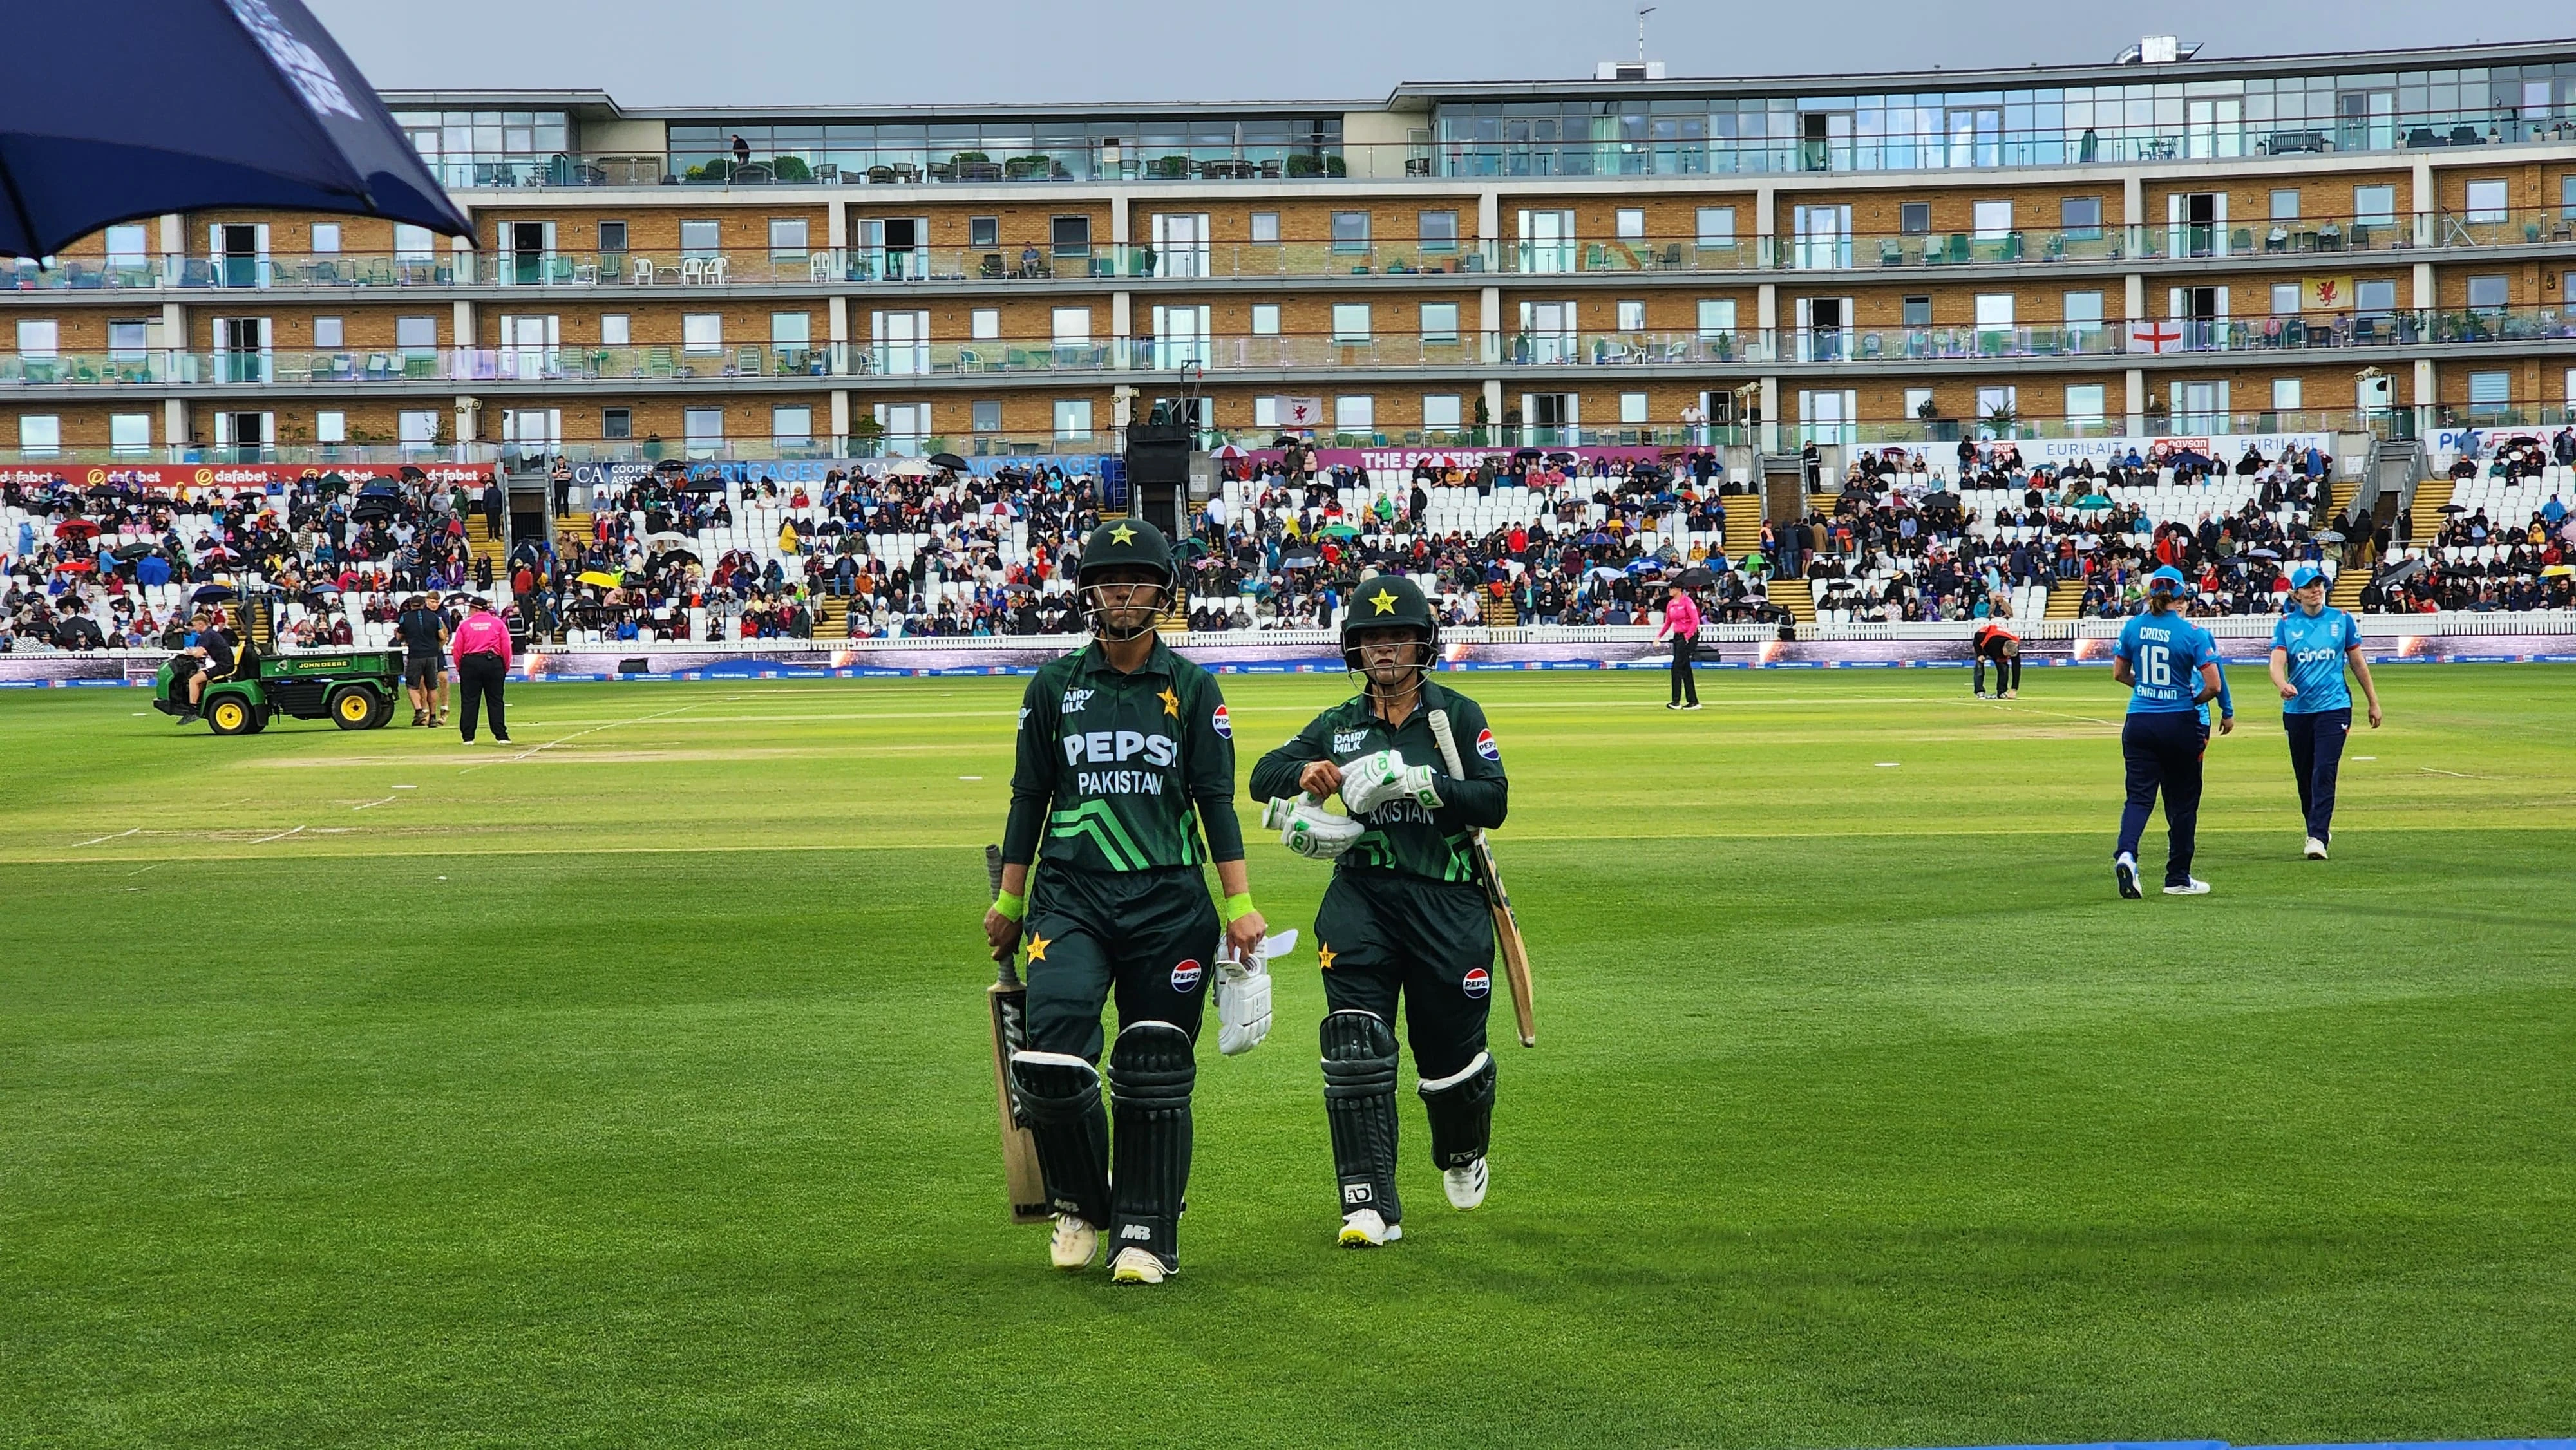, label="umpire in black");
[1249,575,1508,1248]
